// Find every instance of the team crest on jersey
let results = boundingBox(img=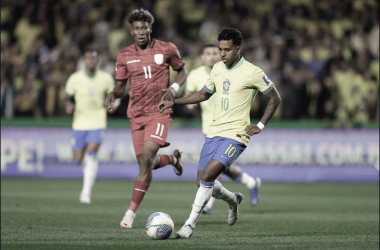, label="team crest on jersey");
[223,80,231,92]
[89,88,95,95]
[154,54,164,65]
[262,75,272,85]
